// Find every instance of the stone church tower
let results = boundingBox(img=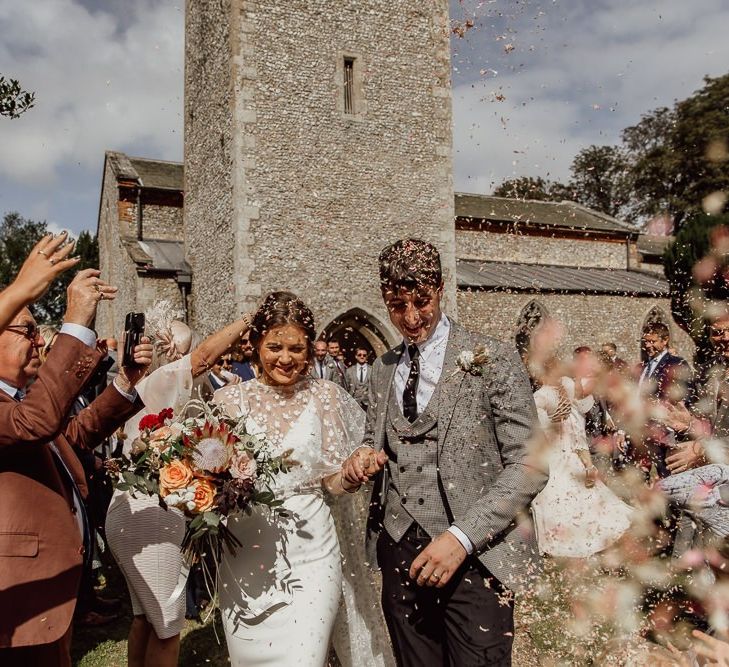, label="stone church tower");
[184,0,455,353]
